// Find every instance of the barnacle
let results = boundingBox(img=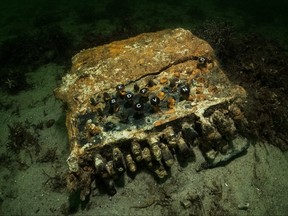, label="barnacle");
[55,28,248,200]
